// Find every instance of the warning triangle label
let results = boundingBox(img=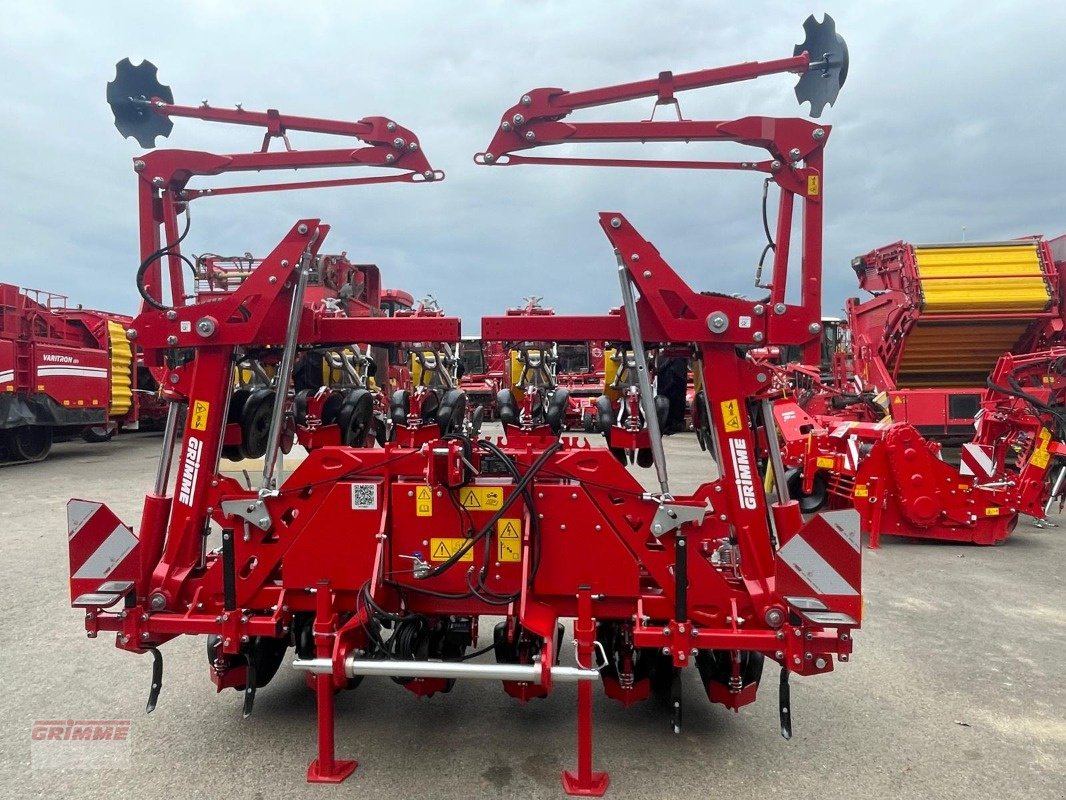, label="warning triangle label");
[433,541,451,559]
[499,520,520,539]
[460,489,481,508]
[417,487,432,501]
